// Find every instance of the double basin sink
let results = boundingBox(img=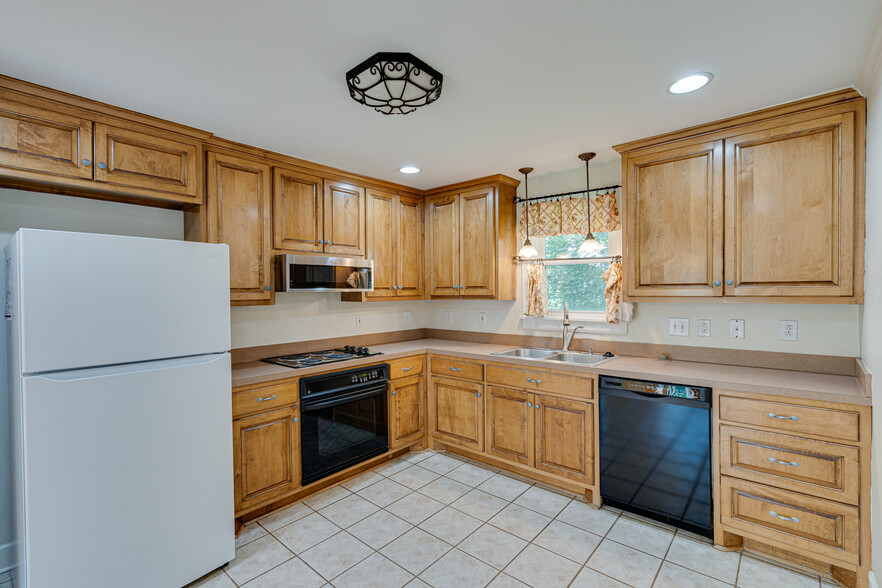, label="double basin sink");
[491,347,615,366]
